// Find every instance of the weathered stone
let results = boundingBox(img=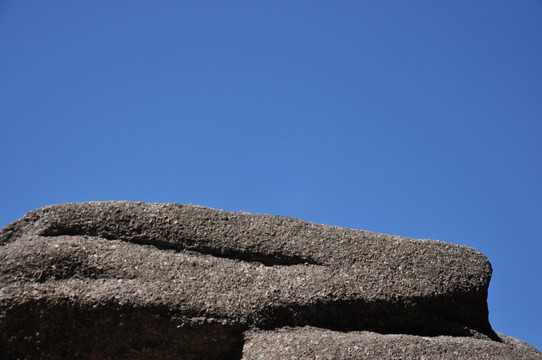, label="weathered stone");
[0,201,539,359]
[243,327,542,359]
